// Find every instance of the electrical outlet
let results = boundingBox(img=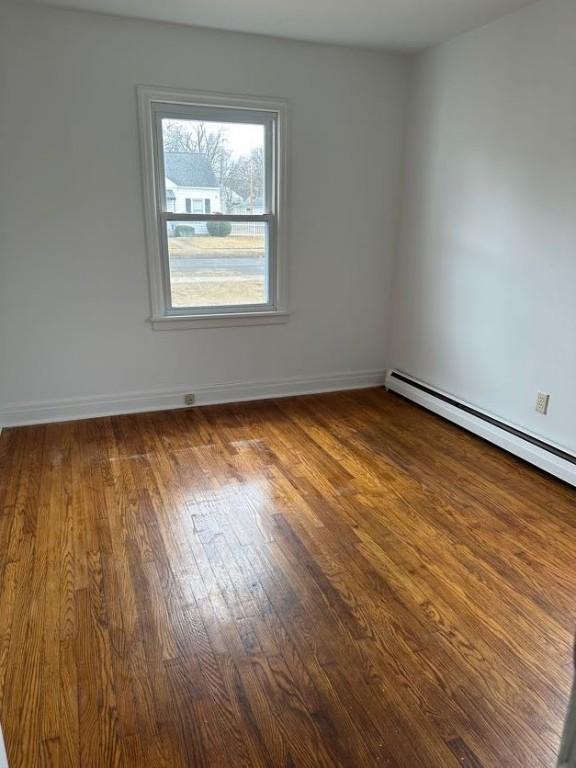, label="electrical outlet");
[184,393,196,406]
[535,392,550,415]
